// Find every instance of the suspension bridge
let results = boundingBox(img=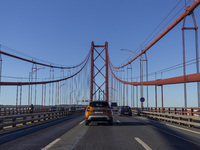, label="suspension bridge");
[0,0,200,150]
